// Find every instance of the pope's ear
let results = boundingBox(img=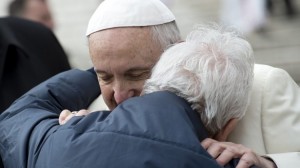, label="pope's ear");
[213,118,238,141]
